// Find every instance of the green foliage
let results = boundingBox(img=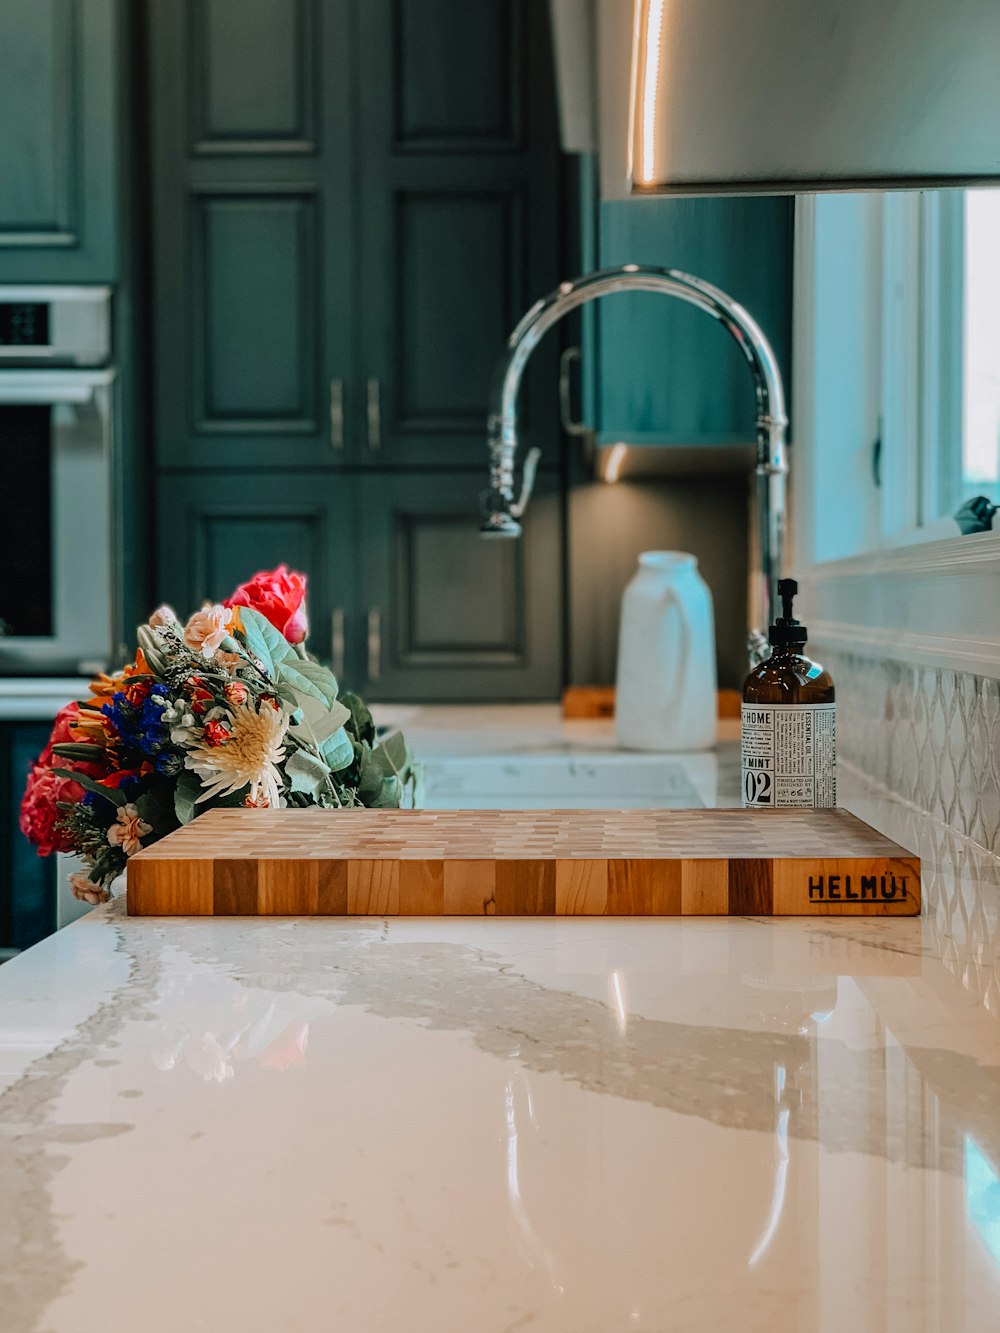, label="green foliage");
[173,770,201,825]
[237,607,289,674]
[286,747,332,797]
[340,691,376,747]
[50,768,125,807]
